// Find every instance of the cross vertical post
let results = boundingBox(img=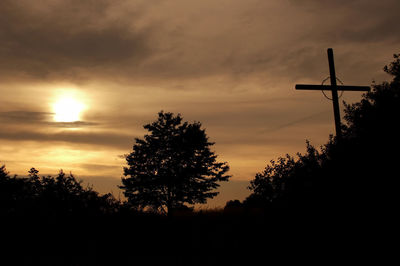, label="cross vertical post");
[327,48,342,140]
[295,49,370,140]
